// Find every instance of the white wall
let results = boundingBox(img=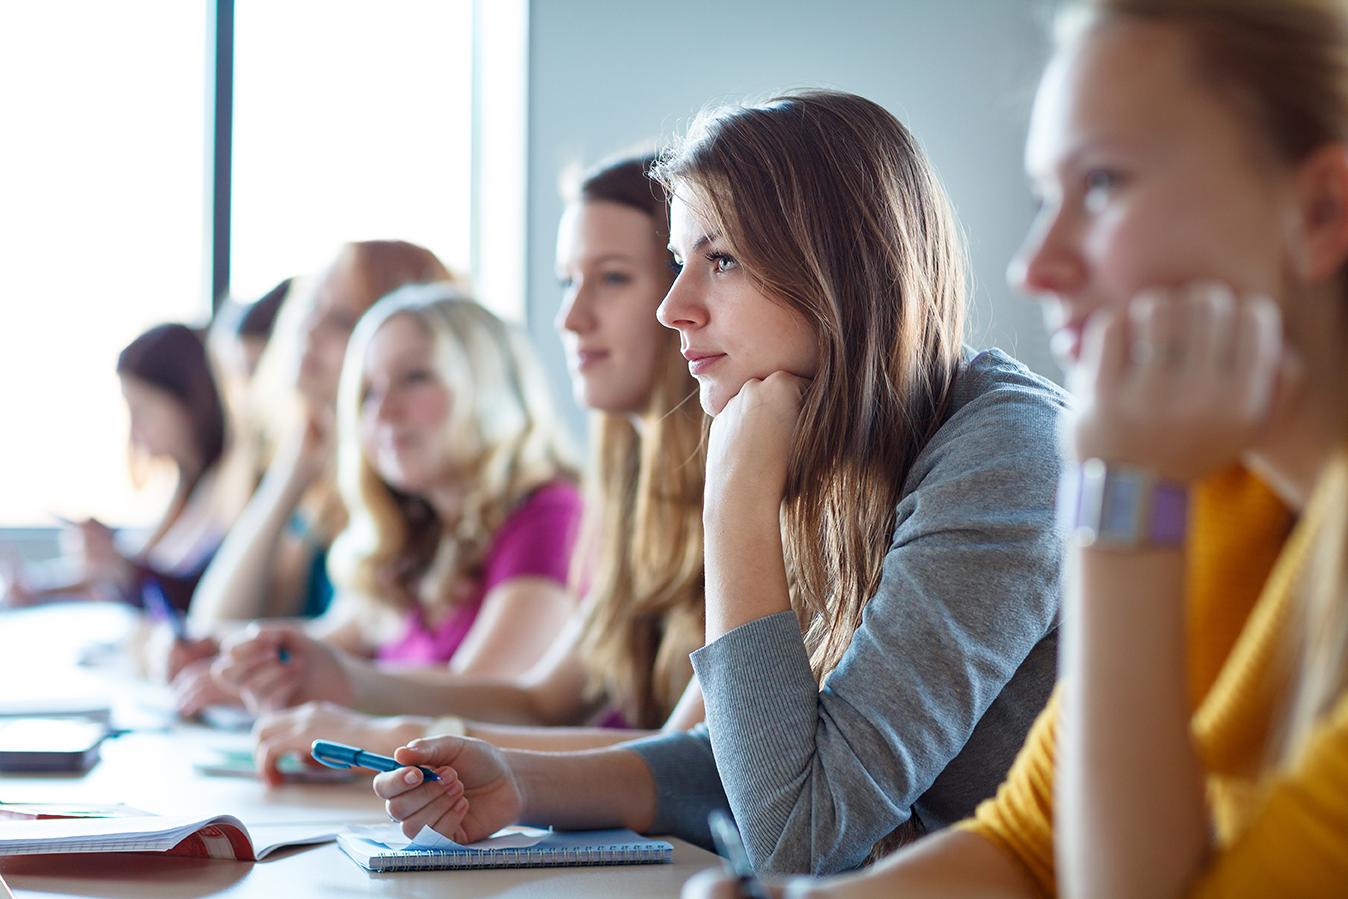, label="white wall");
[525,0,1055,437]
